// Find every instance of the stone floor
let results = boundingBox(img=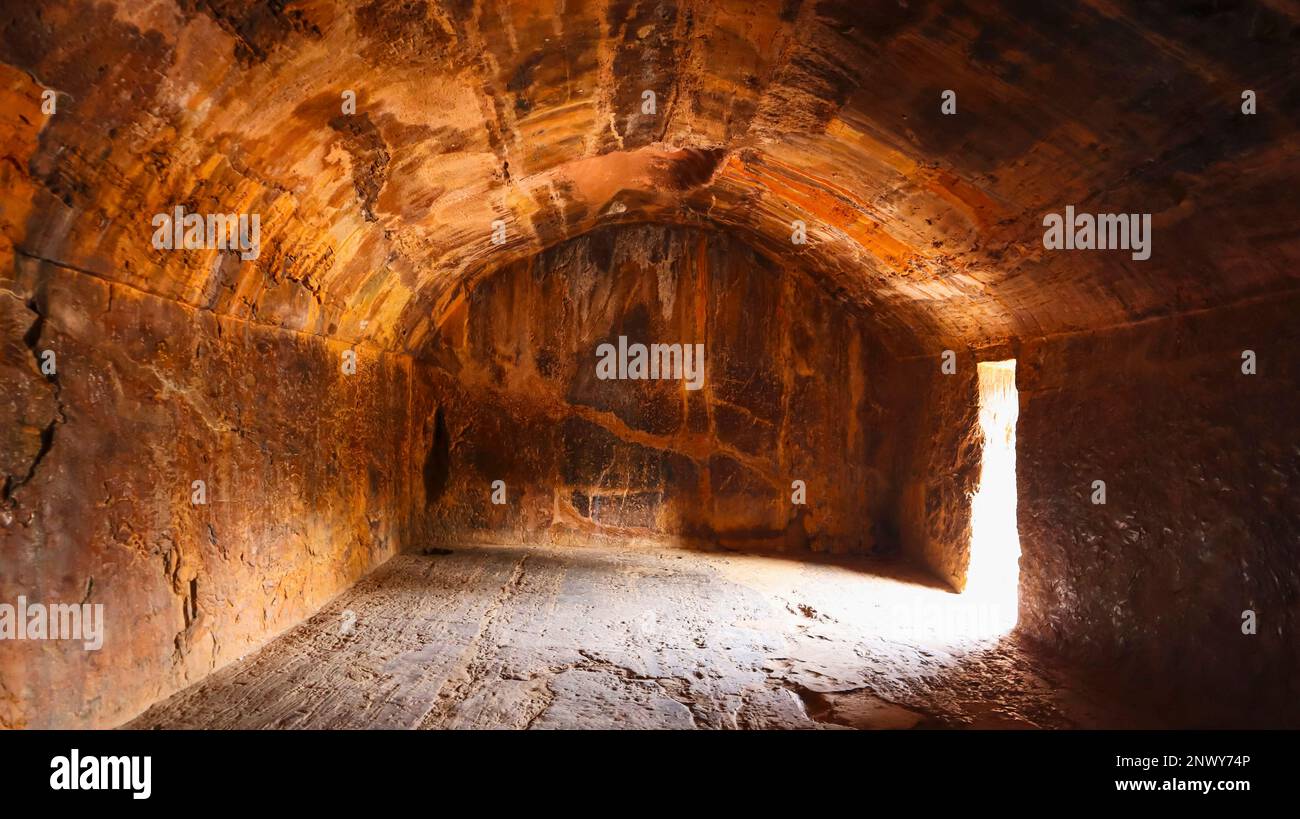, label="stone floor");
[129,542,1155,729]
